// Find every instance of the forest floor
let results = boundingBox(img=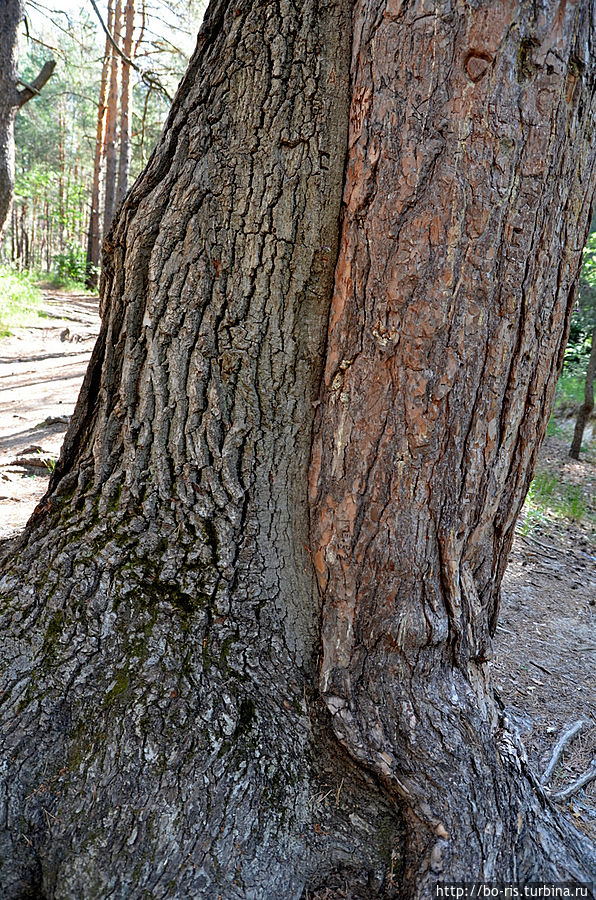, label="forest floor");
[0,289,595,847]
[0,288,99,535]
